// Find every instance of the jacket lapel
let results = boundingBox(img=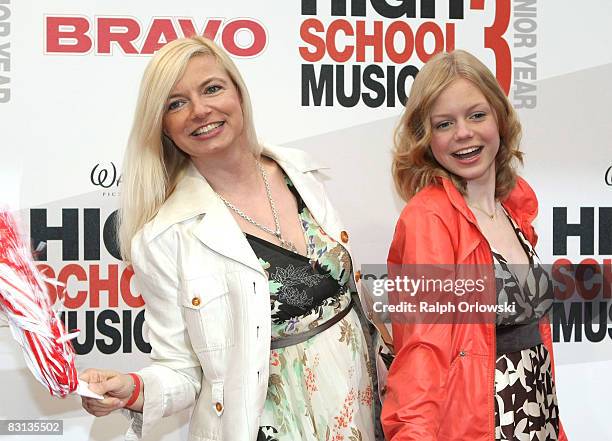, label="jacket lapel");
[440,178,484,262]
[150,145,329,276]
[263,144,331,239]
[500,177,538,245]
[438,176,539,260]
[192,194,265,276]
[149,163,265,275]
